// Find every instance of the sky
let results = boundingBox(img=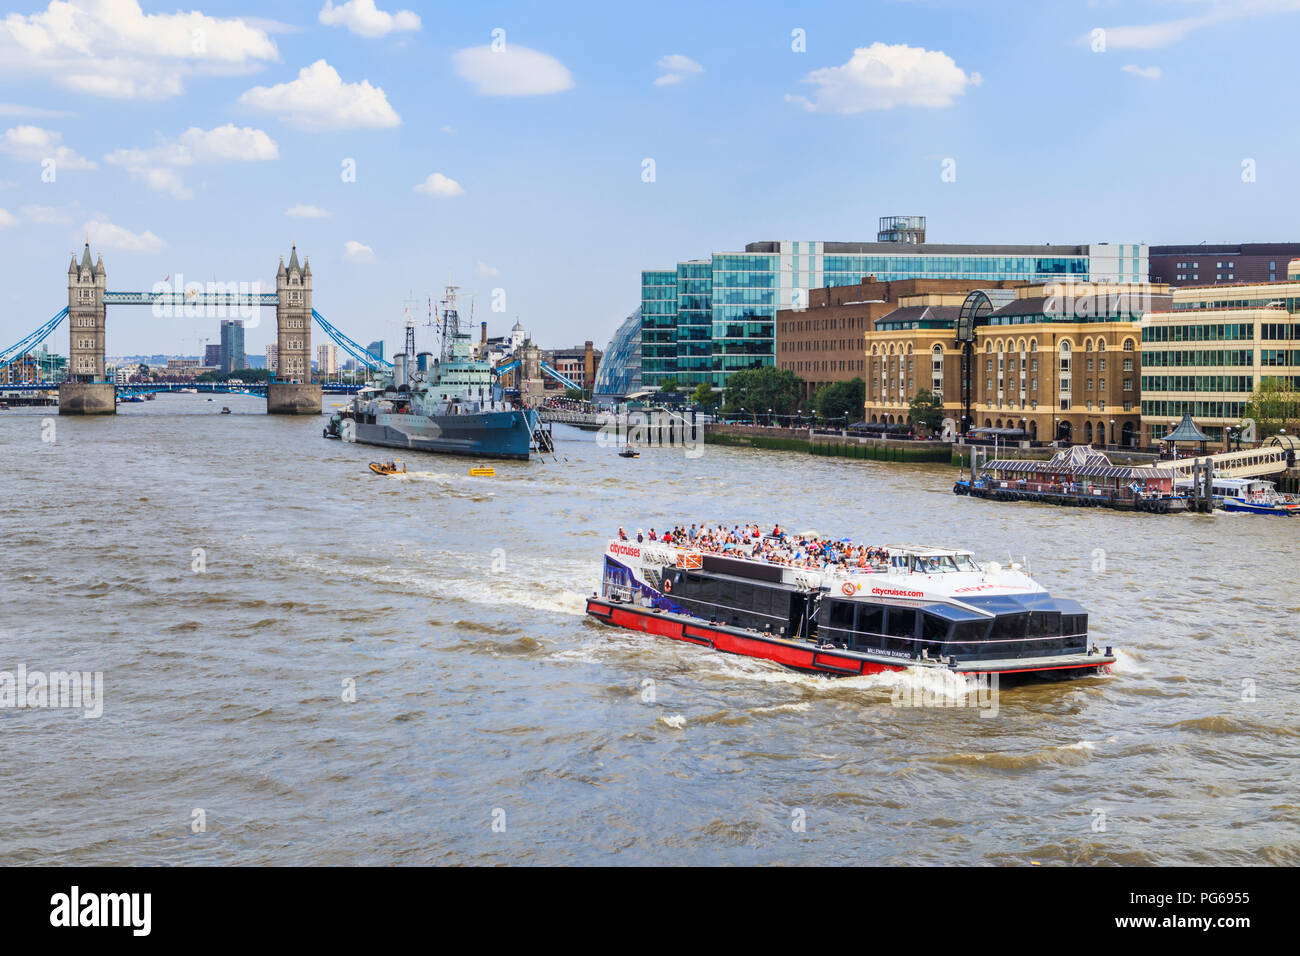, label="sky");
[1,0,1299,358]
